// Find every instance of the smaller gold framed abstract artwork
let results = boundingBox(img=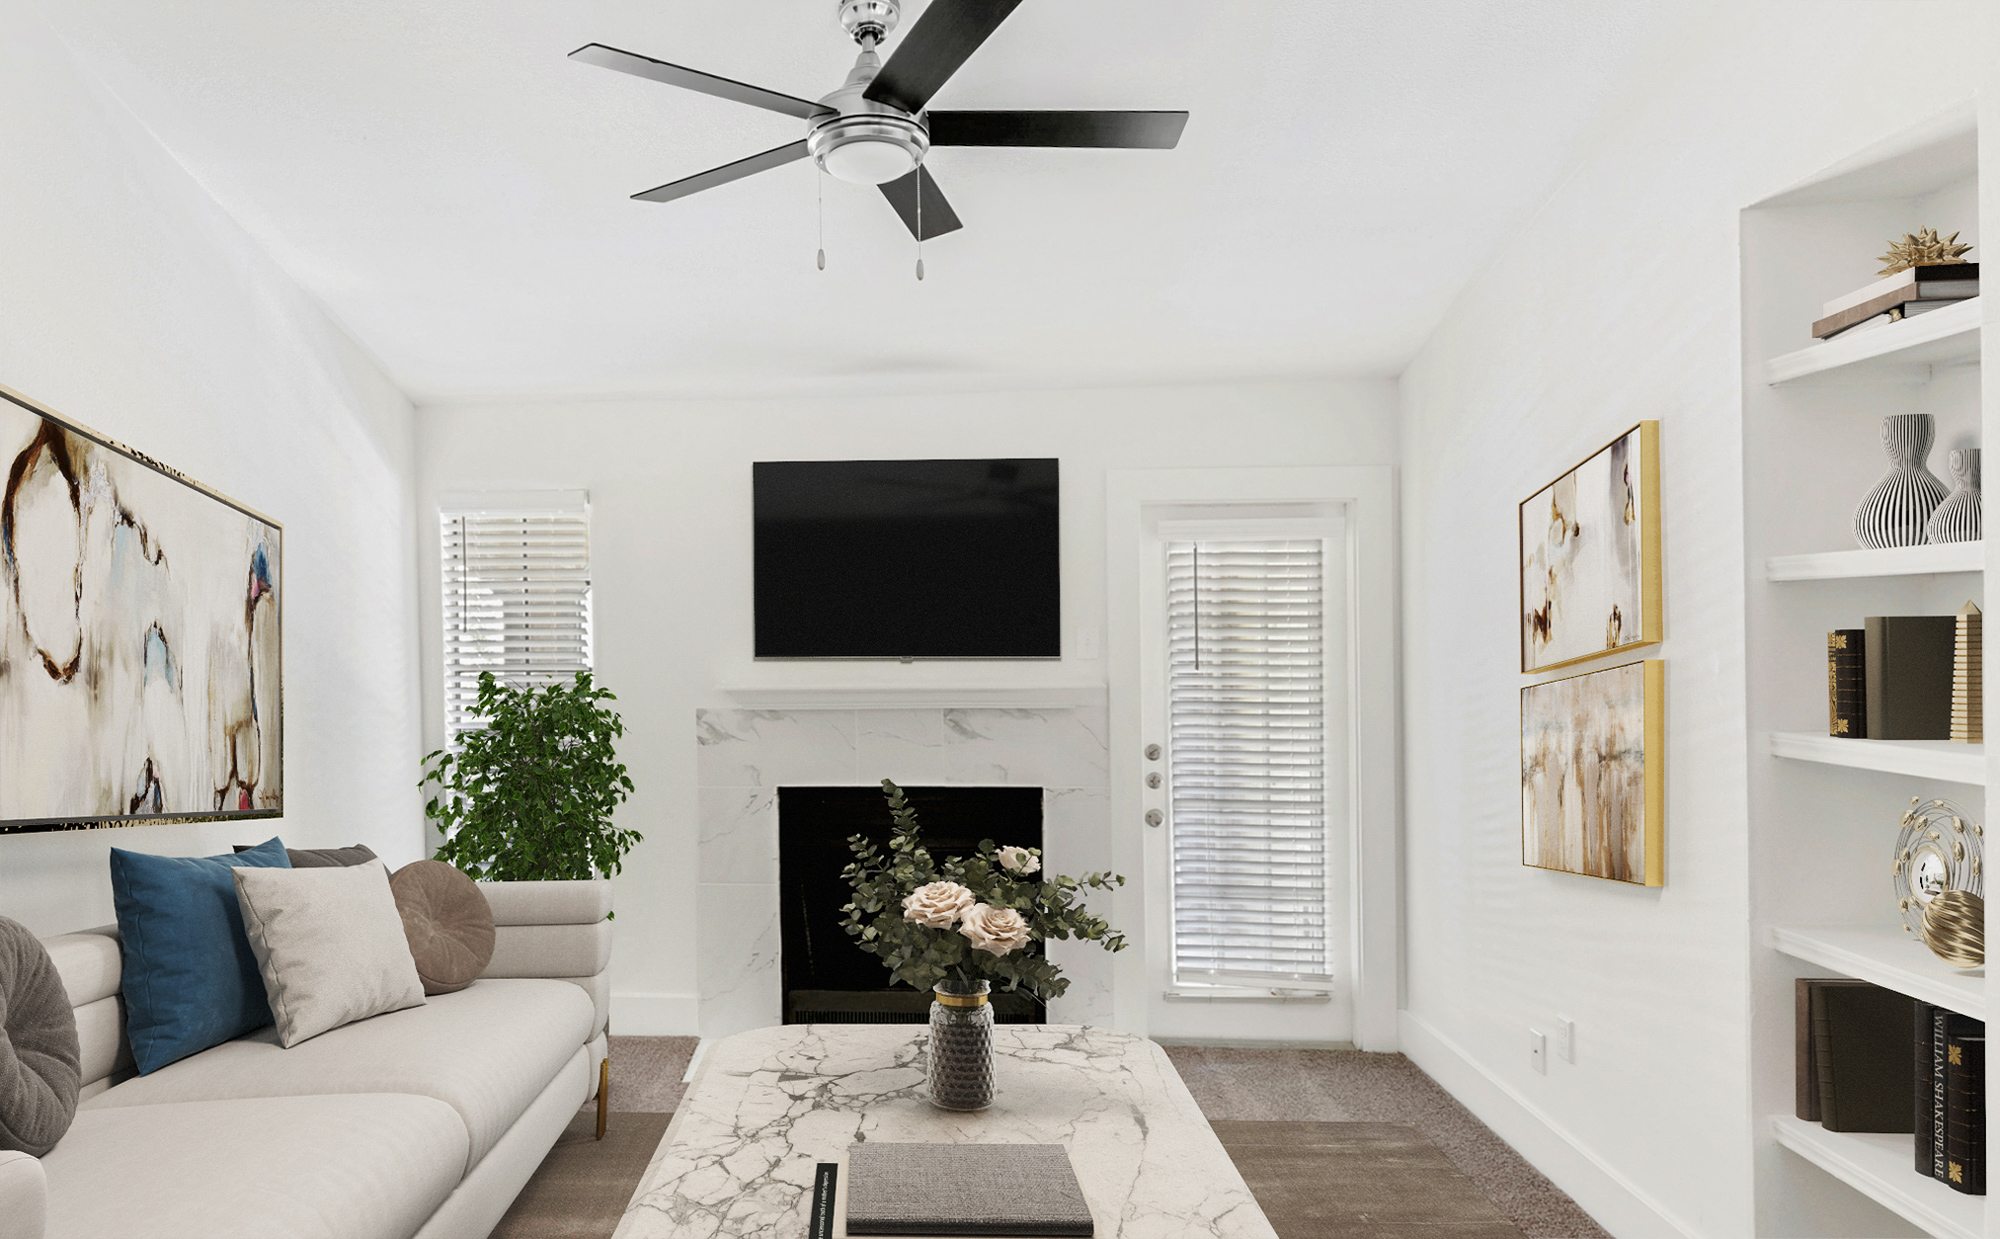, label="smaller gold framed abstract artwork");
[1520,421,1661,673]
[1521,659,1664,886]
